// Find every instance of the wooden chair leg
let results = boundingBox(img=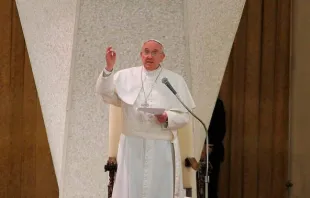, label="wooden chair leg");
[196,160,207,198]
[104,157,117,198]
[185,157,211,198]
